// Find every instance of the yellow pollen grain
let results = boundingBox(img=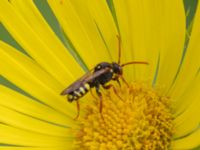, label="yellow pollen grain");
[75,82,174,150]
